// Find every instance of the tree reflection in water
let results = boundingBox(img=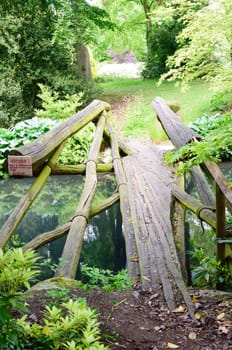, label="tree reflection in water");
[0,174,126,279]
